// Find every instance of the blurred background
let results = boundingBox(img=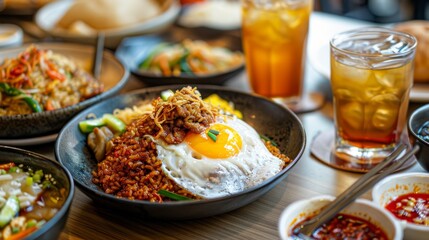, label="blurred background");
[315,0,429,23]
